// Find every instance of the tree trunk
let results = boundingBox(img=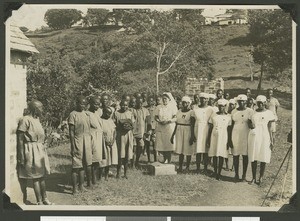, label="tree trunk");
[257,62,264,92]
[156,72,159,95]
[249,61,254,81]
